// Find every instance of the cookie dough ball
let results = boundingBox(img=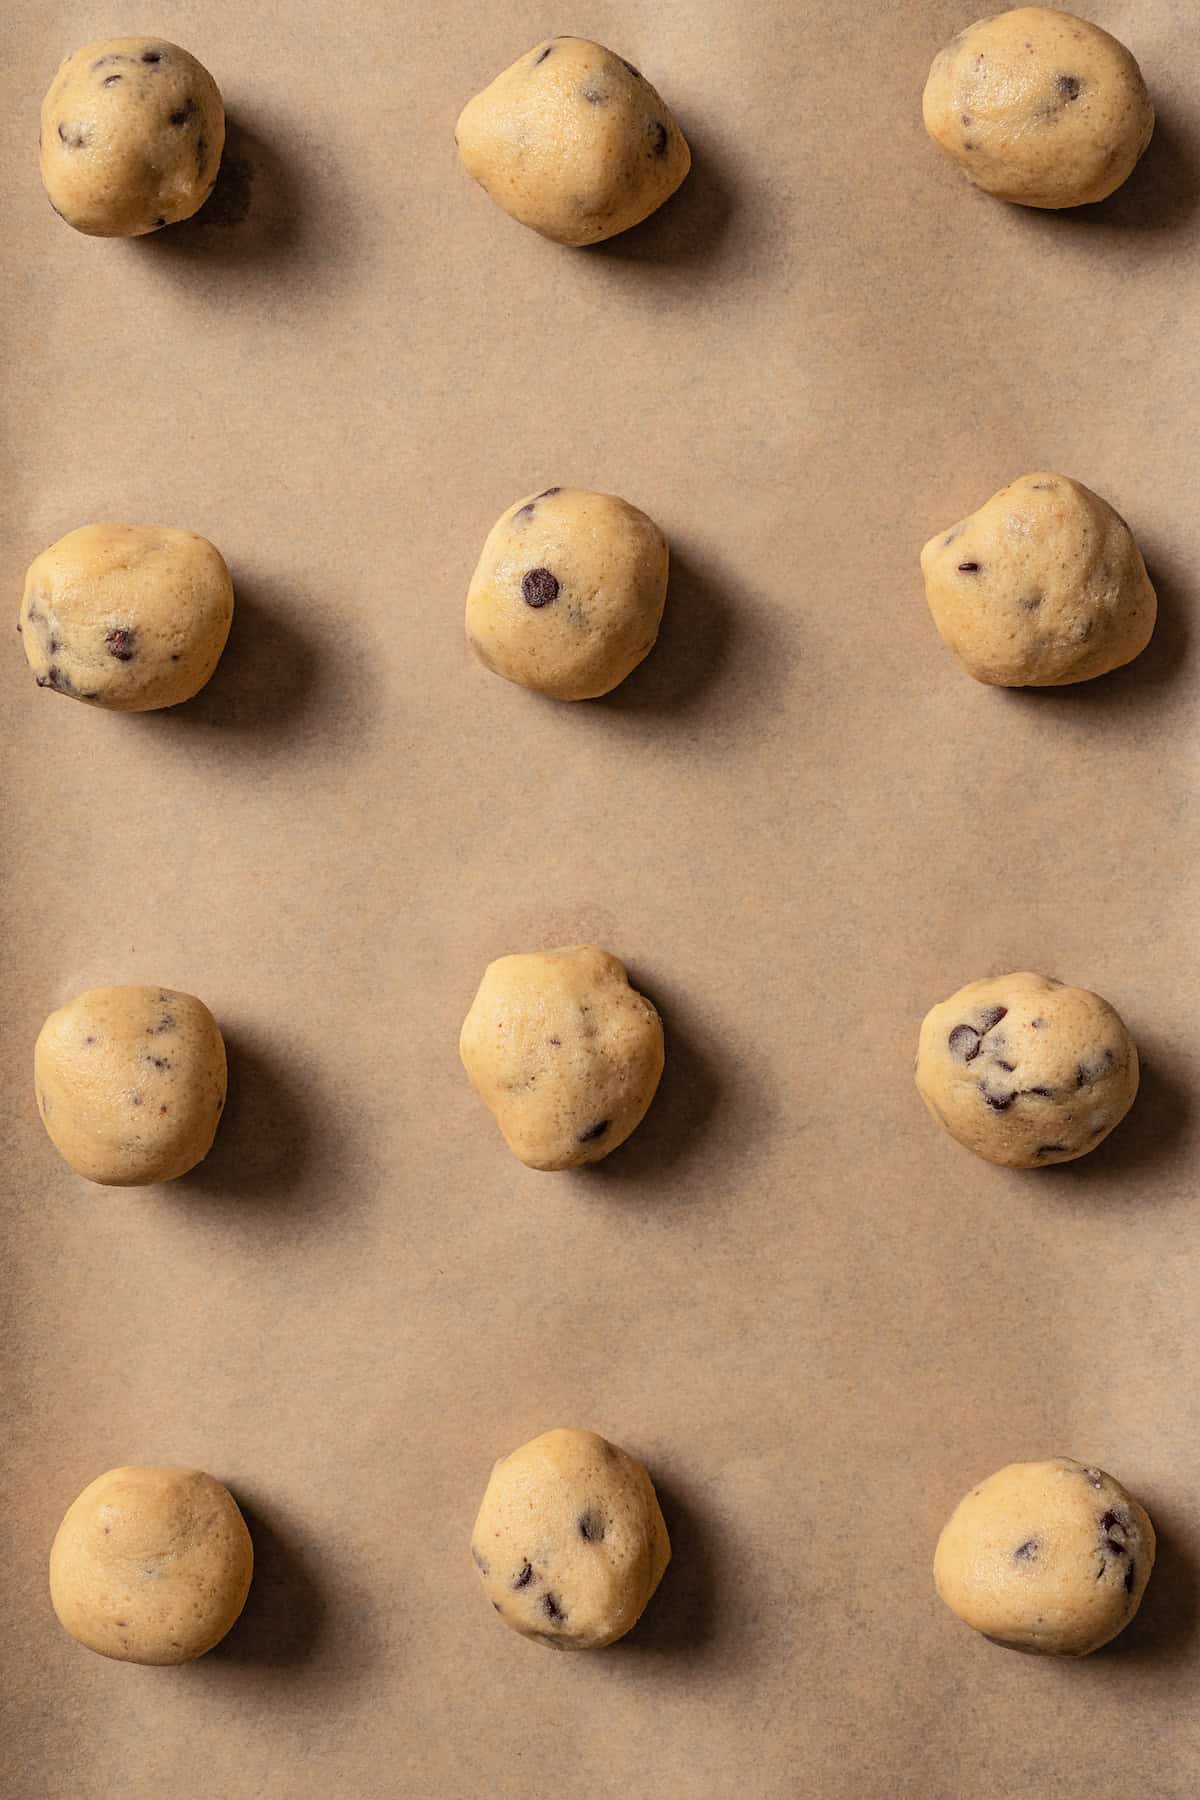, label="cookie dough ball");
[35,985,227,1186]
[916,971,1138,1168]
[50,1465,253,1664]
[456,38,690,245]
[923,9,1153,208]
[460,945,664,1170]
[935,1457,1154,1655]
[40,38,224,236]
[920,474,1155,686]
[466,488,668,700]
[471,1428,670,1650]
[20,524,234,711]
